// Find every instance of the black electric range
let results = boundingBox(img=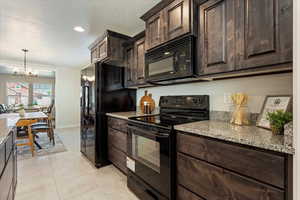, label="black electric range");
[127,95,209,200]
